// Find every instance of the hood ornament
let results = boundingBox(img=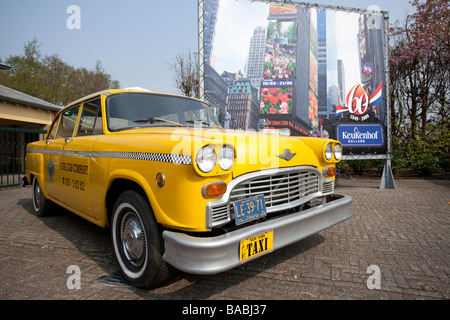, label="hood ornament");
[276,149,297,161]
